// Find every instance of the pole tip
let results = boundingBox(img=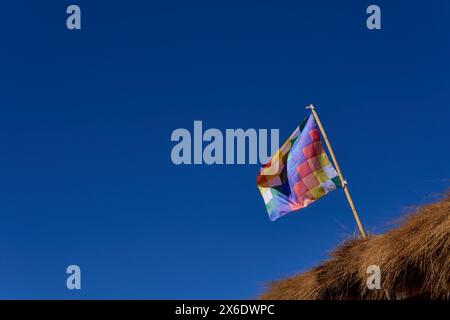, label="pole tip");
[306,104,315,110]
